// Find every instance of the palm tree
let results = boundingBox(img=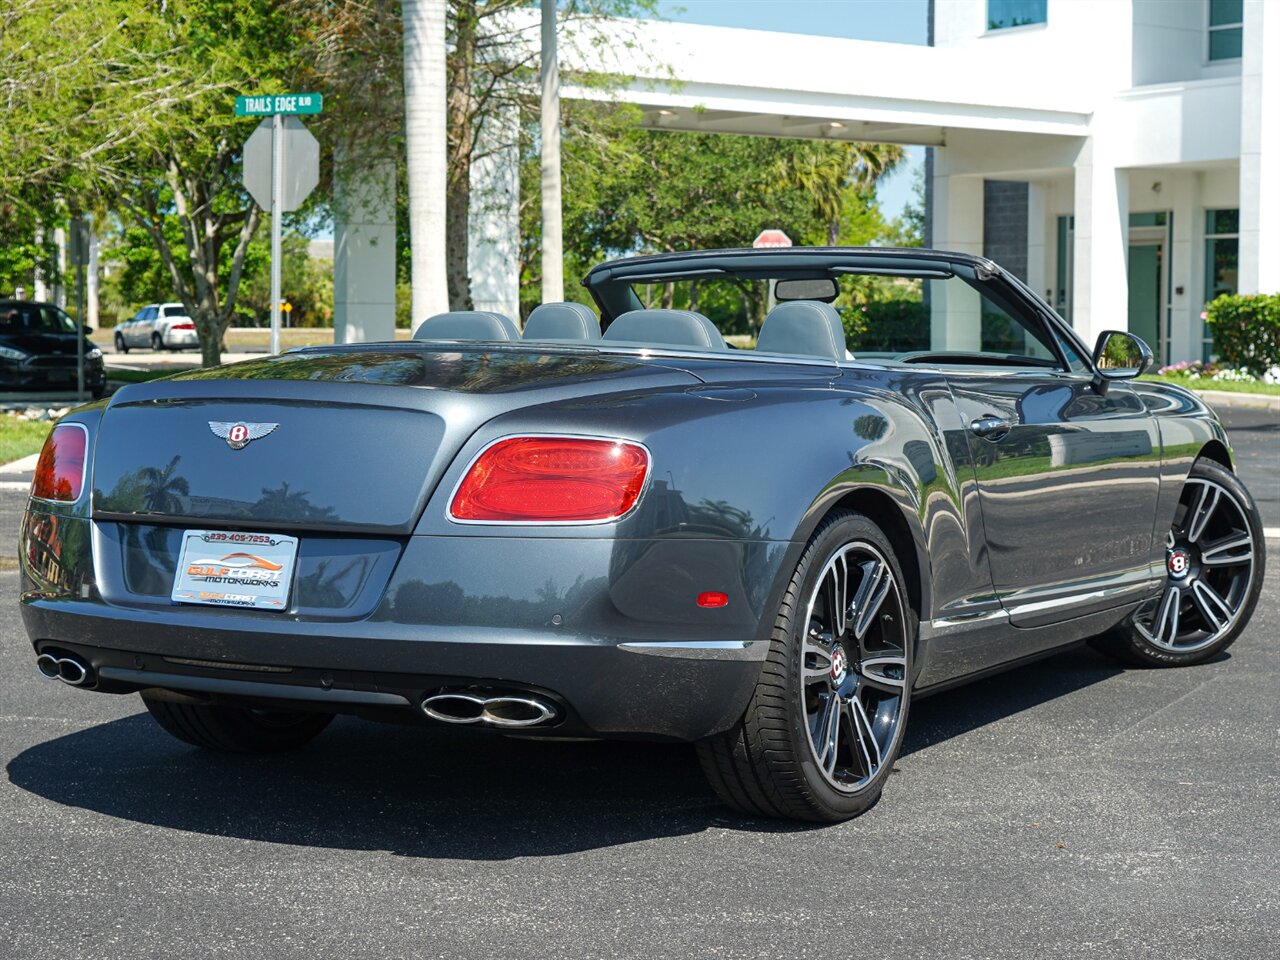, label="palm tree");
[403,0,450,326]
[540,0,564,303]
